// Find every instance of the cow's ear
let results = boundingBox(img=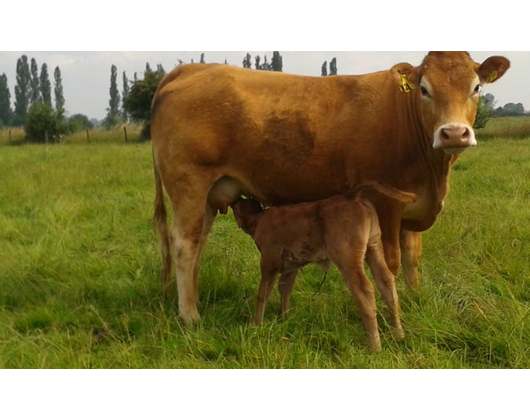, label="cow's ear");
[478,56,510,84]
[390,63,420,93]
